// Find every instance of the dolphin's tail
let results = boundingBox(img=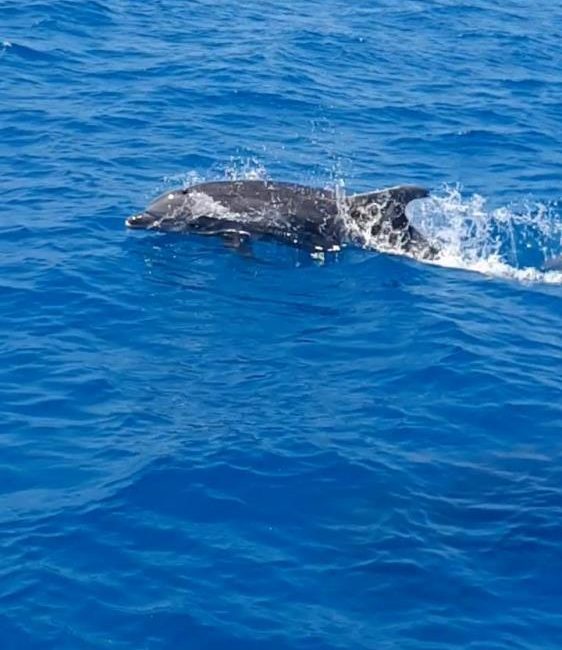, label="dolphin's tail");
[347,185,436,258]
